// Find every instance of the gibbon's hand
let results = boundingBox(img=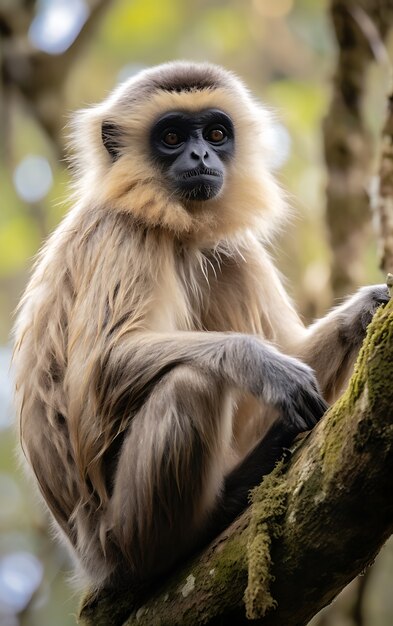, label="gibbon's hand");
[267,353,329,434]
[357,284,390,331]
[241,339,328,432]
[339,284,390,347]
